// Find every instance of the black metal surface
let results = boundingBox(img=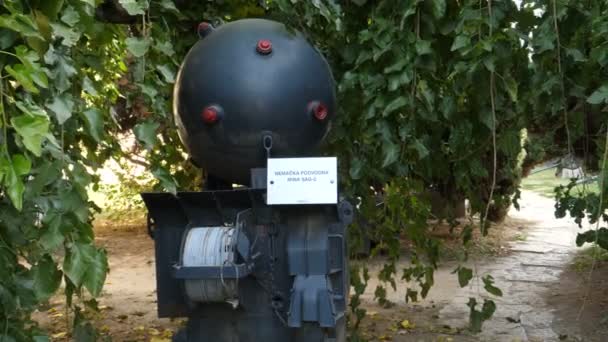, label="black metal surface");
[142,189,350,341]
[250,168,267,189]
[174,19,336,185]
[141,193,191,318]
